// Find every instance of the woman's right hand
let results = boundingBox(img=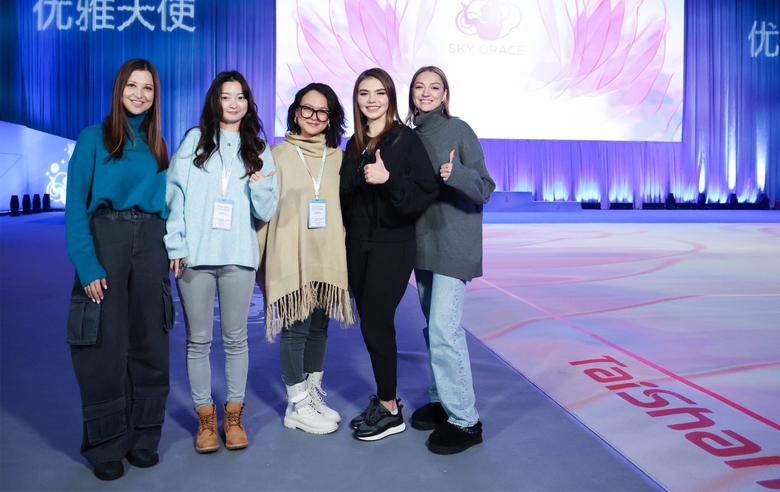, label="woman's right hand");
[84,278,107,303]
[439,149,456,181]
[364,149,390,184]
